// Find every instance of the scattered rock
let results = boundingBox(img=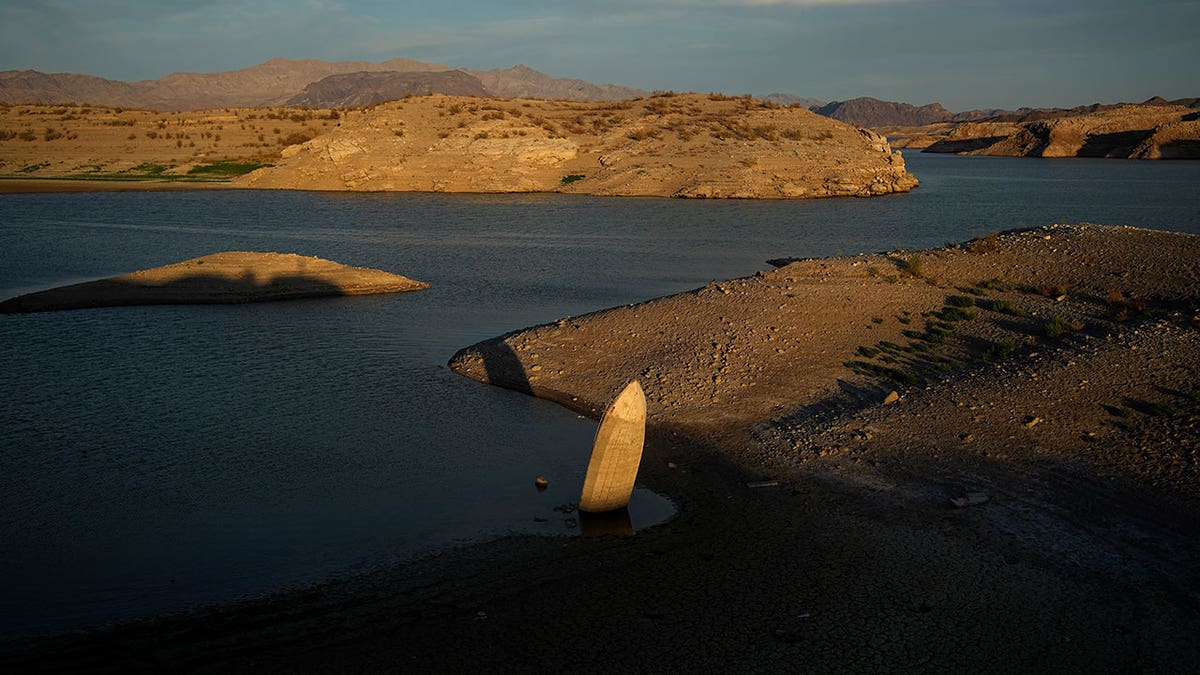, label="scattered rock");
[535,475,549,491]
[950,492,990,508]
[883,390,901,405]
